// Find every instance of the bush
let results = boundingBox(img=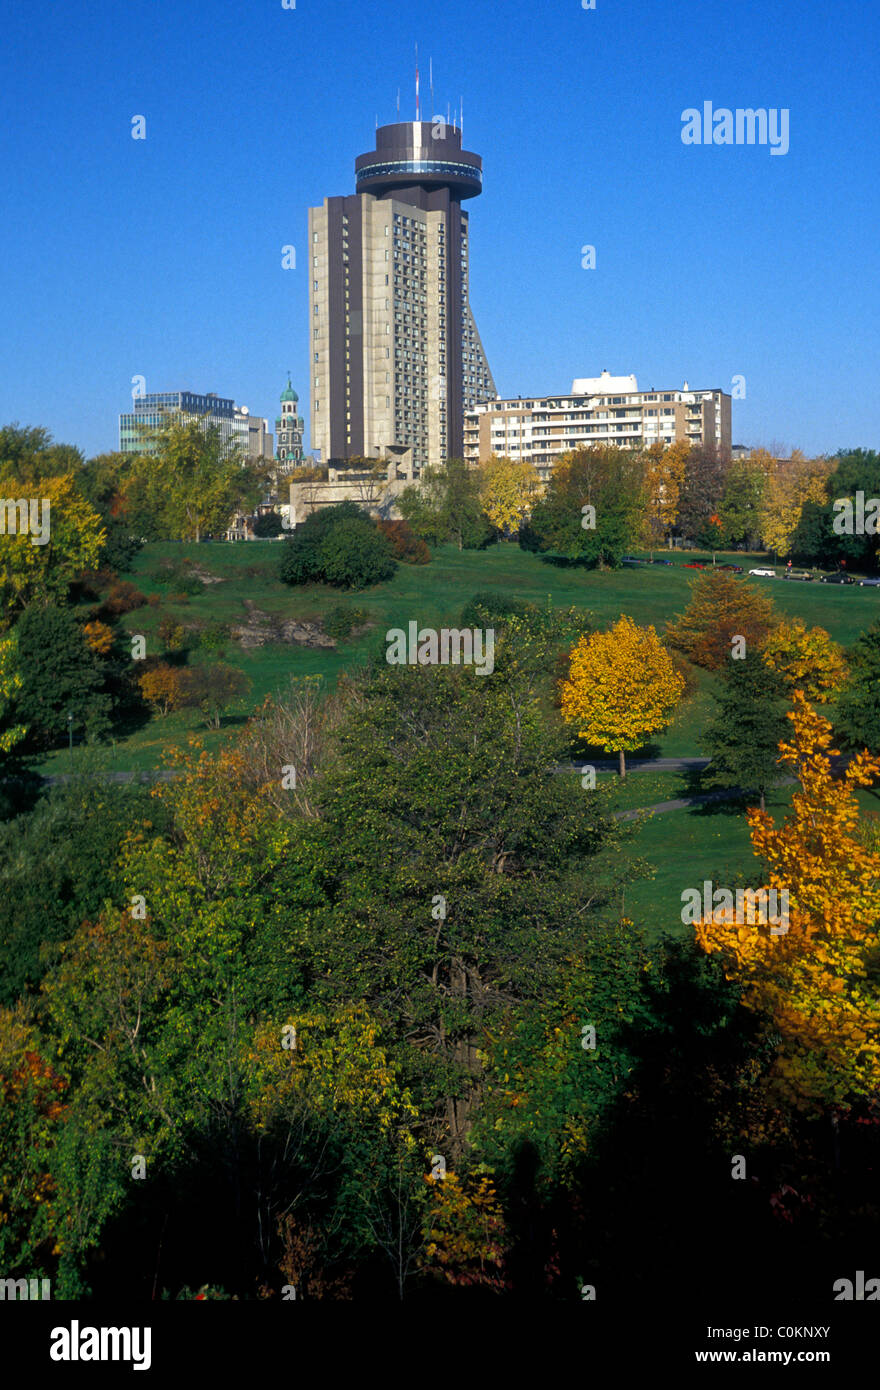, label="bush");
[158,617,187,653]
[251,511,284,538]
[194,621,230,655]
[377,519,431,565]
[279,502,372,586]
[319,519,397,590]
[99,579,149,616]
[323,605,369,641]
